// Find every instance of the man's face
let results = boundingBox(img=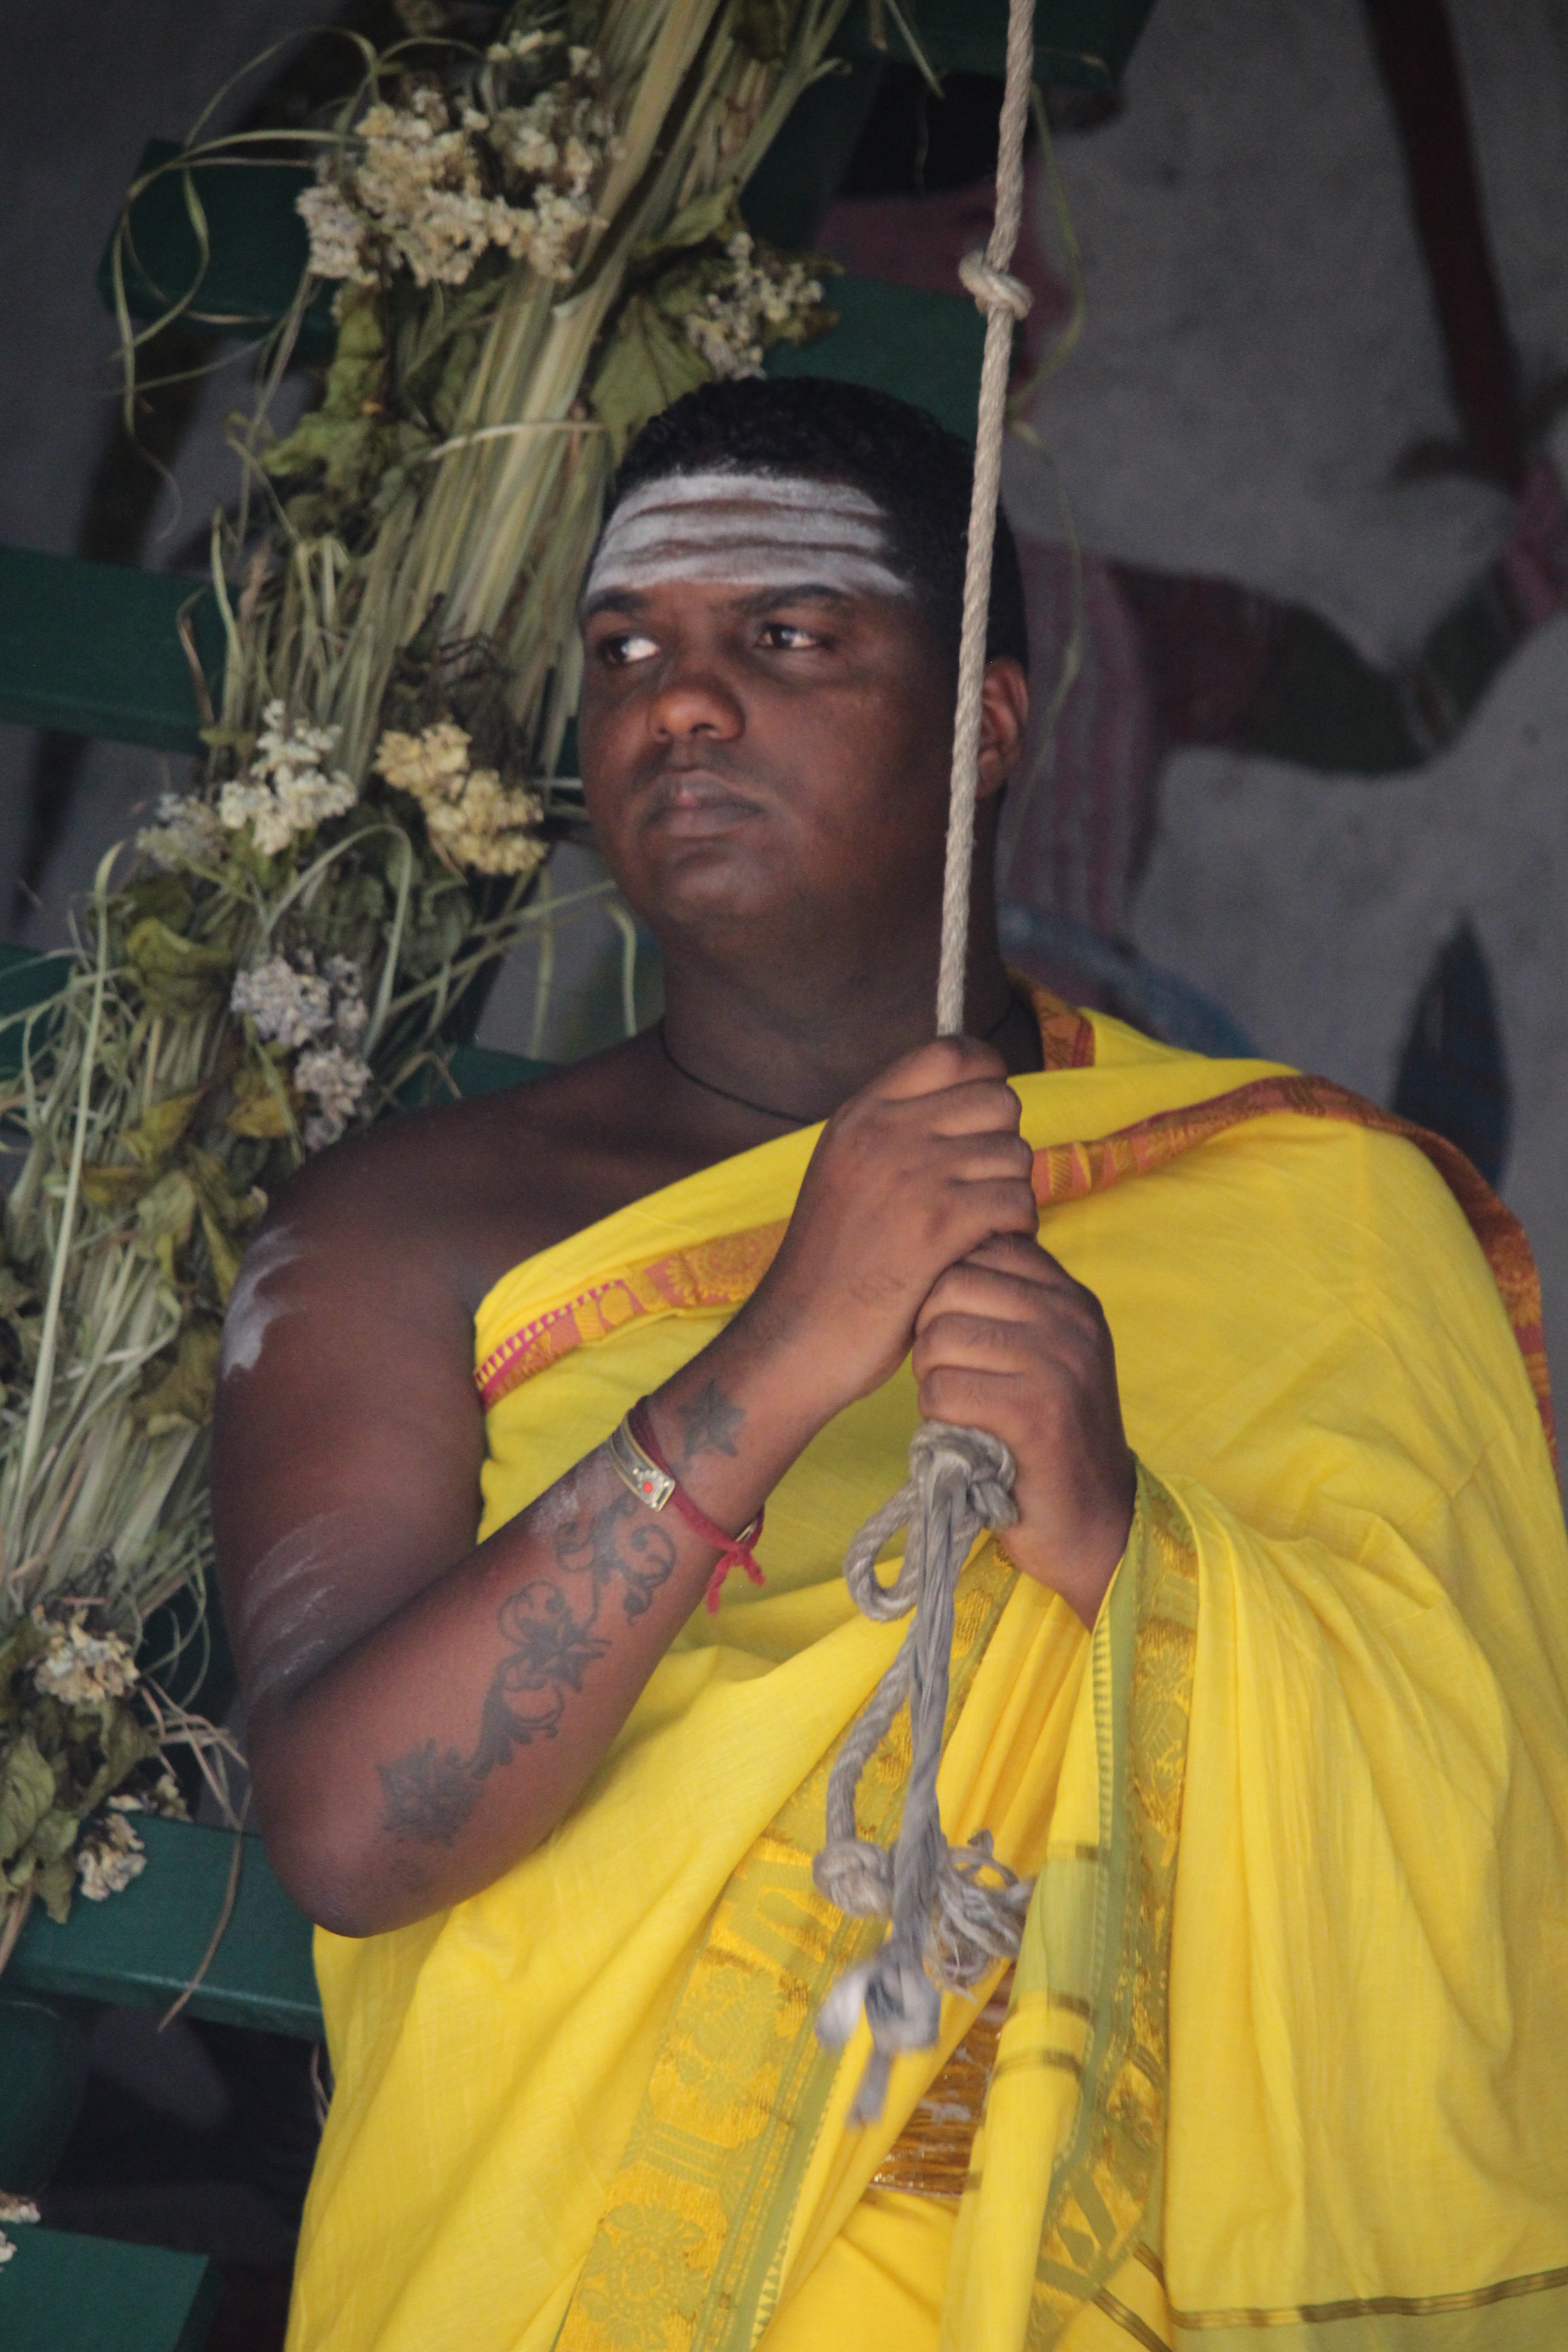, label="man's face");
[576,473,964,952]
